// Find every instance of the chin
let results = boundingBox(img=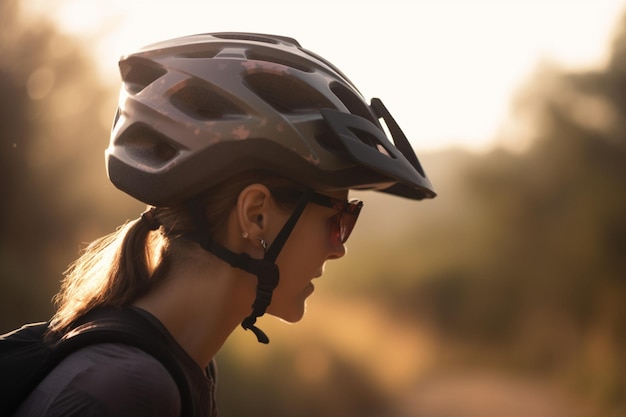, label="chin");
[269,304,307,324]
